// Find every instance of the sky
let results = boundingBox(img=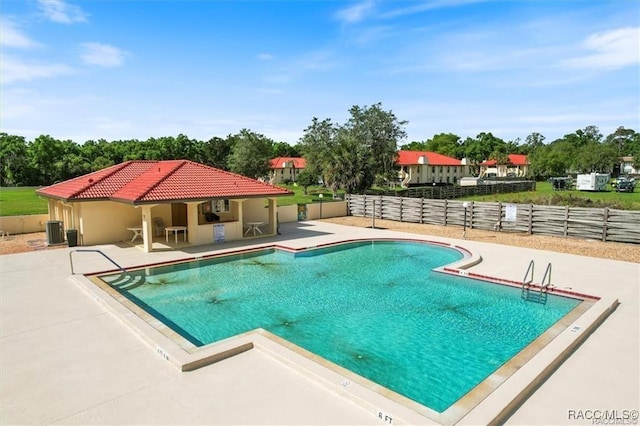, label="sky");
[1,0,639,146]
